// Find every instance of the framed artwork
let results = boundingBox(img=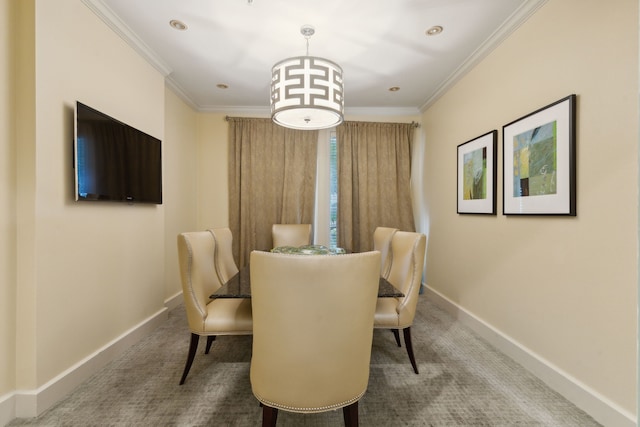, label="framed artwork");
[457,130,497,214]
[503,95,576,215]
